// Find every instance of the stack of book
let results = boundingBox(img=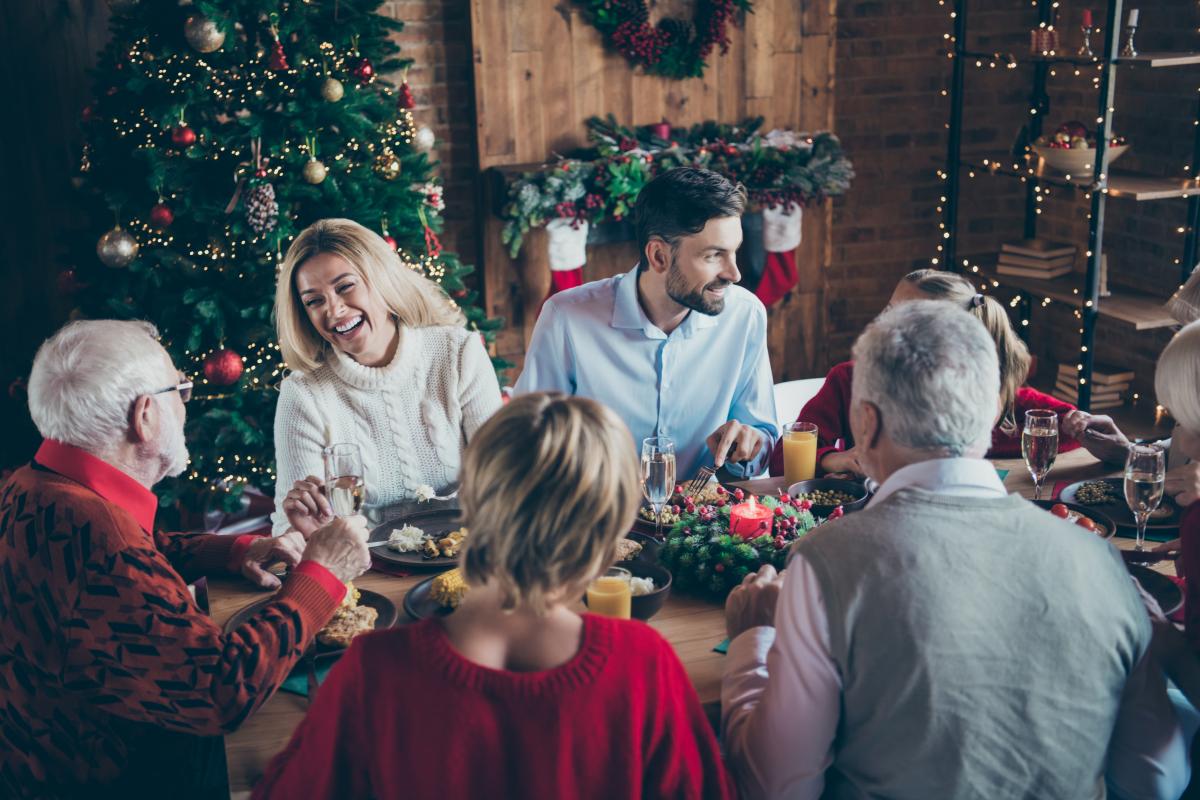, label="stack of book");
[996,239,1076,279]
[1053,363,1134,411]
